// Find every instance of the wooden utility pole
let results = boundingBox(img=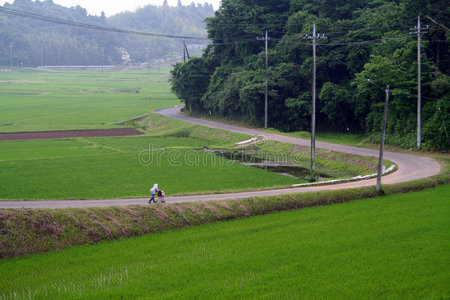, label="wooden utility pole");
[264,30,268,129]
[410,16,427,149]
[184,41,190,61]
[377,86,390,192]
[257,30,269,128]
[311,23,317,179]
[416,17,423,149]
[183,40,186,62]
[306,23,326,180]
